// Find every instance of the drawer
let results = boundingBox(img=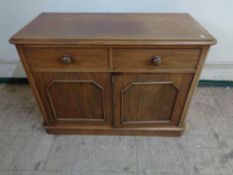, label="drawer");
[24,47,109,70]
[114,49,201,70]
